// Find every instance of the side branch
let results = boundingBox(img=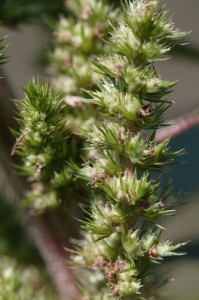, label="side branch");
[0,74,79,299]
